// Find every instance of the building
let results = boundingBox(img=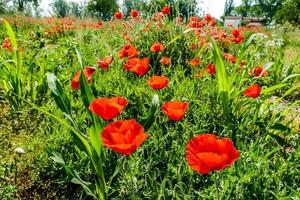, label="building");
[224,16,242,28]
[224,16,263,28]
